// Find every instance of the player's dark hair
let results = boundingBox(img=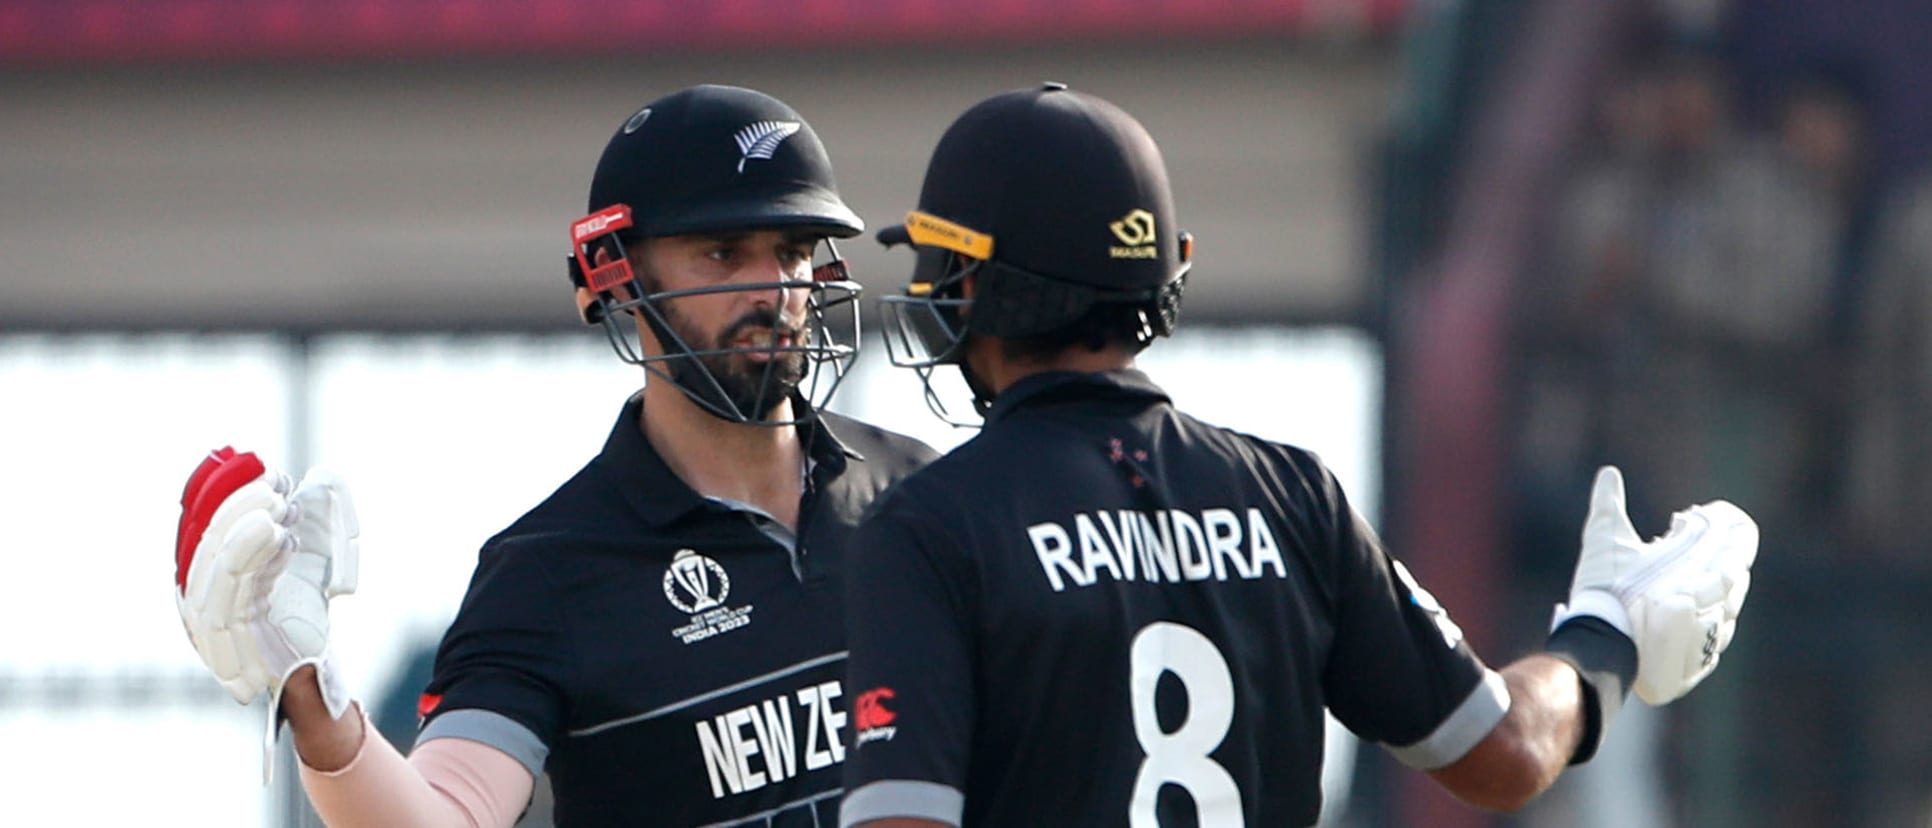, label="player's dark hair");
[998,302,1155,363]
